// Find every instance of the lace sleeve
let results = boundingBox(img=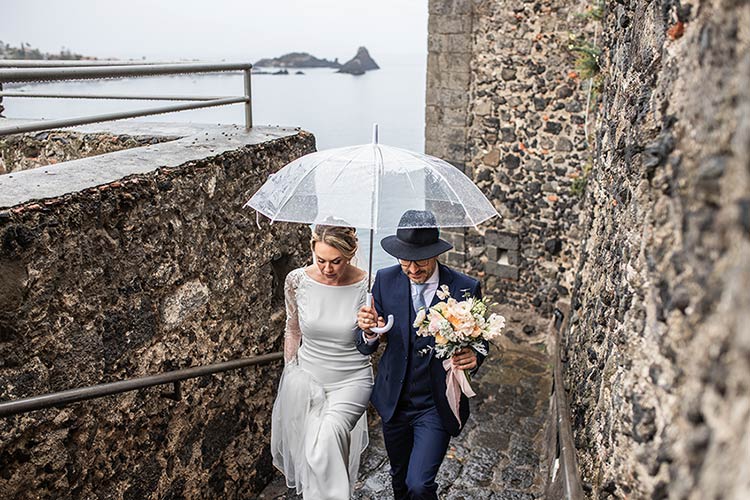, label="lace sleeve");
[283,269,304,364]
